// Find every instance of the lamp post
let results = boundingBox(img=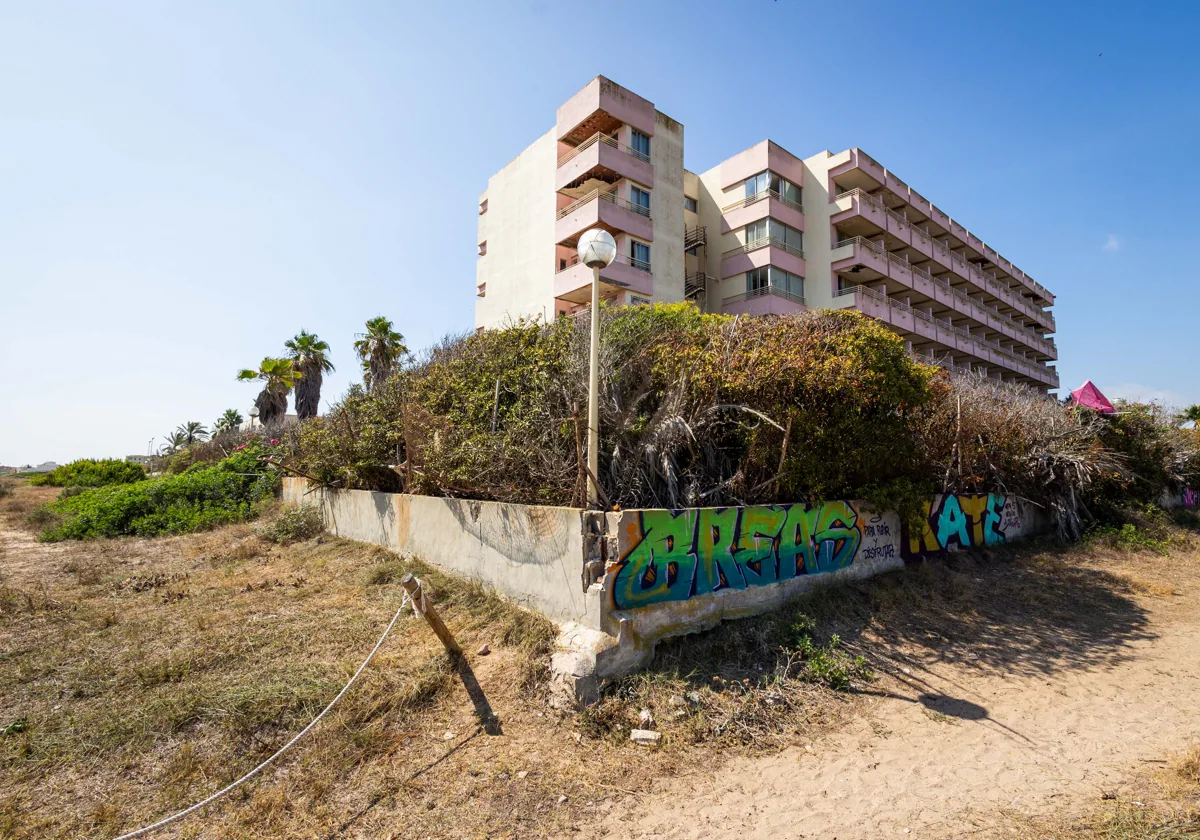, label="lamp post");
[576,228,617,505]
